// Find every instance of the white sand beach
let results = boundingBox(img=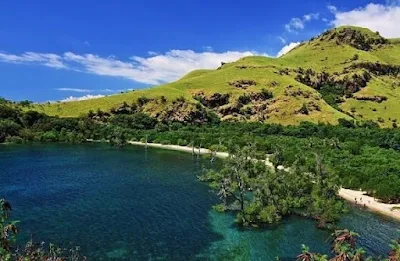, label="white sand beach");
[338,188,400,220]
